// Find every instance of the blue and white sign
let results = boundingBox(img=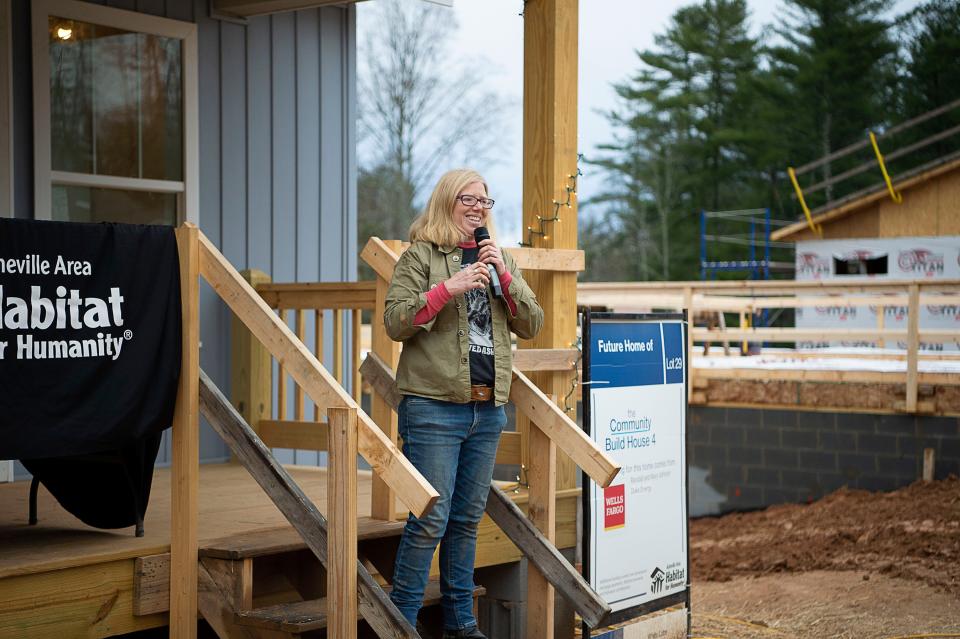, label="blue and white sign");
[585,315,688,616]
